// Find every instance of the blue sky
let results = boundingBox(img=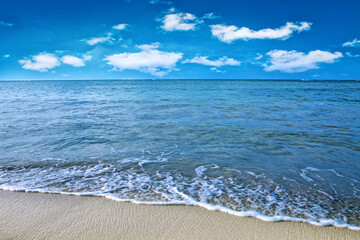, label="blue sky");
[1,0,360,80]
